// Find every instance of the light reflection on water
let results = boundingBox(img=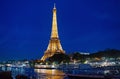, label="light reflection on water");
[34,69,65,79]
[0,67,66,79]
